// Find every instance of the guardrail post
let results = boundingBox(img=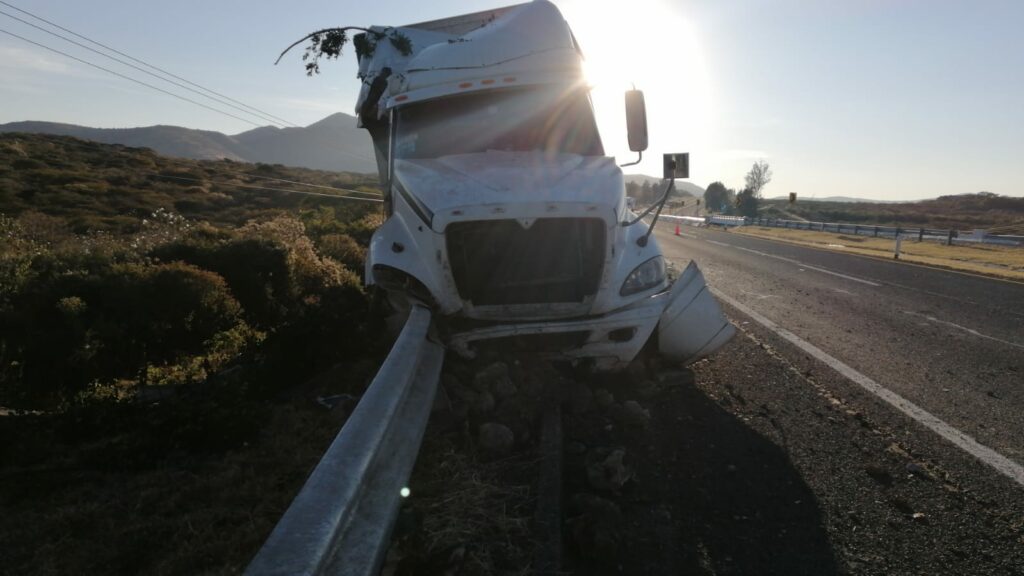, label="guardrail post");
[947,230,955,245]
[894,233,902,259]
[918,228,924,242]
[854,225,860,235]
[874,226,879,237]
